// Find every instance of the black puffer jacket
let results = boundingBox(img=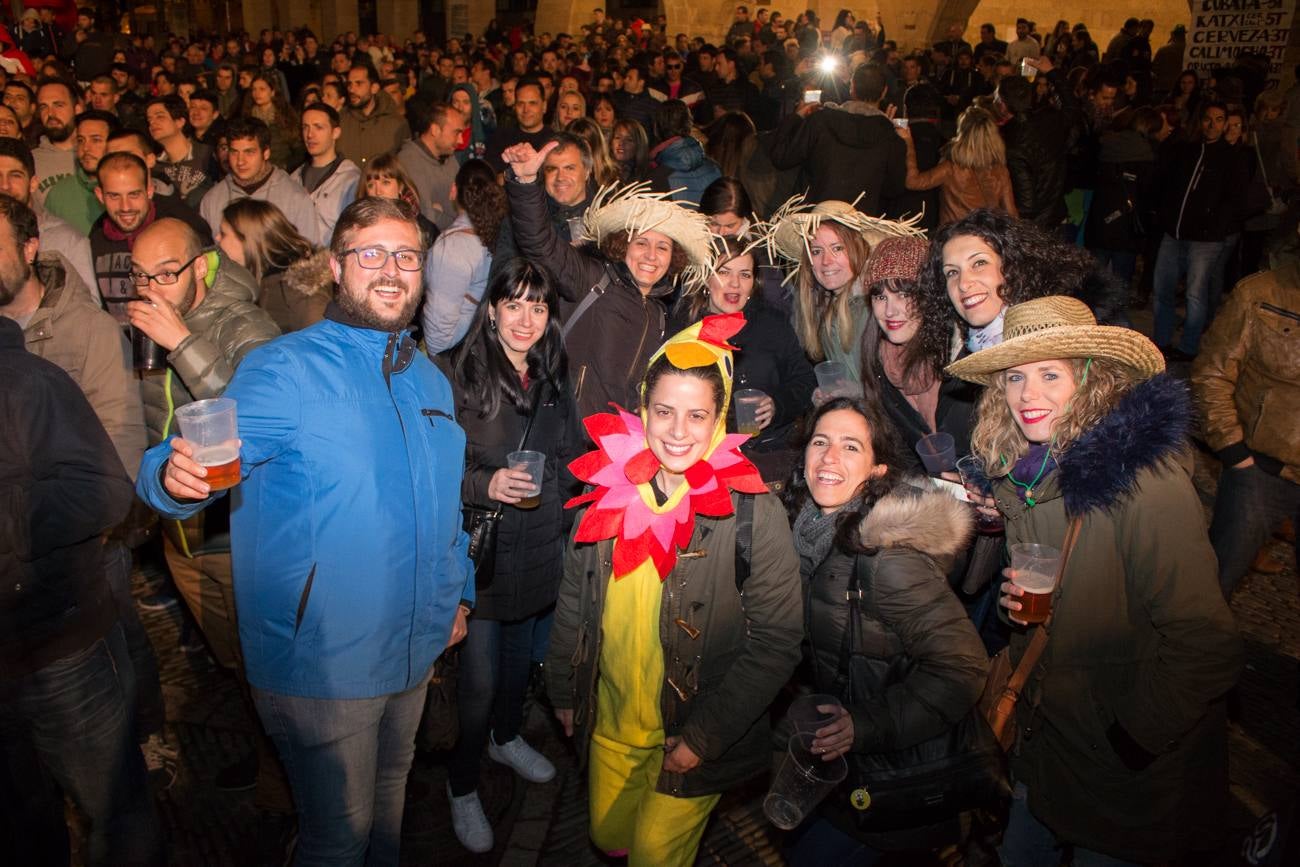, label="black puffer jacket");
[1154,137,1248,242]
[505,175,671,418]
[668,298,814,453]
[1003,113,1067,229]
[0,318,134,680]
[450,375,585,621]
[803,486,987,836]
[767,104,908,216]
